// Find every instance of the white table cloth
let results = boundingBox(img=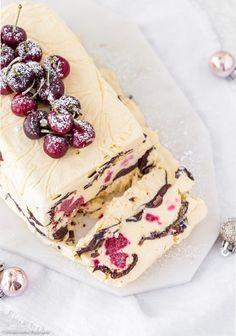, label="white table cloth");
[0,0,235,335]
